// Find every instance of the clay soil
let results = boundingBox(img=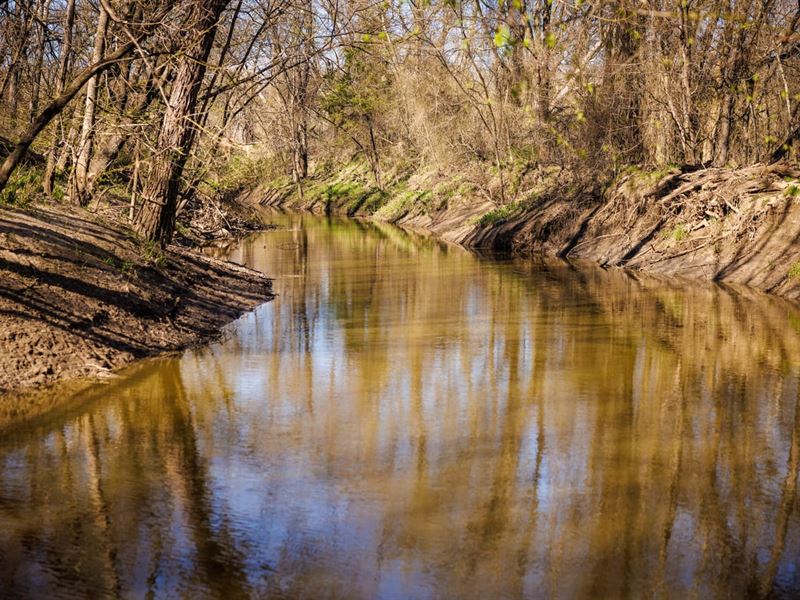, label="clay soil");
[0,206,272,397]
[261,161,800,301]
[460,162,800,299]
